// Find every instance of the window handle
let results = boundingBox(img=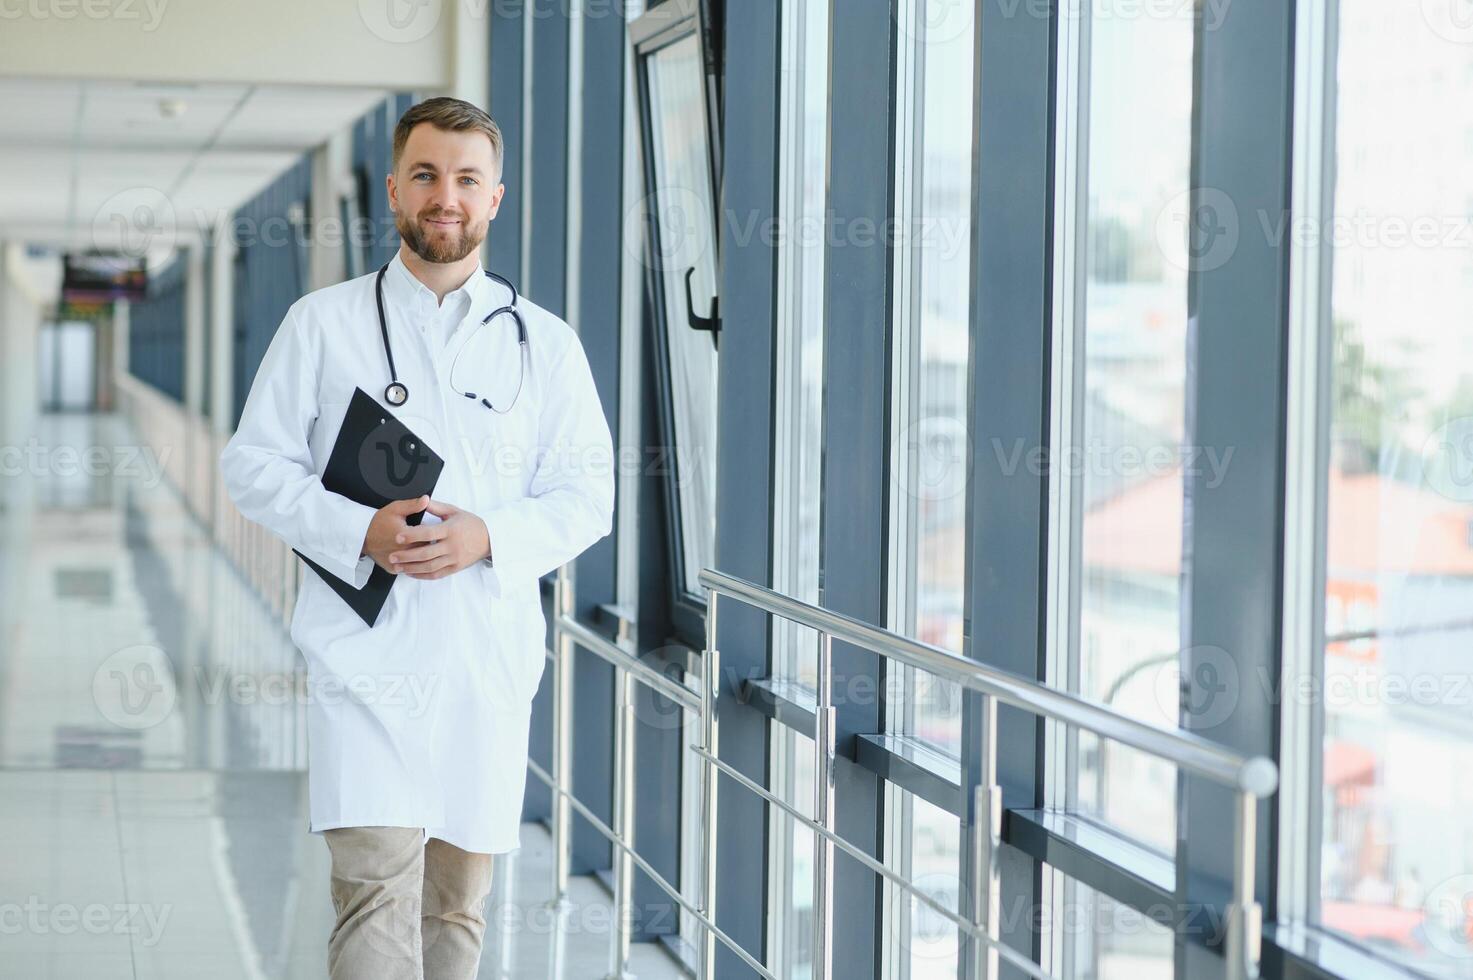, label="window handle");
[683,266,720,352]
